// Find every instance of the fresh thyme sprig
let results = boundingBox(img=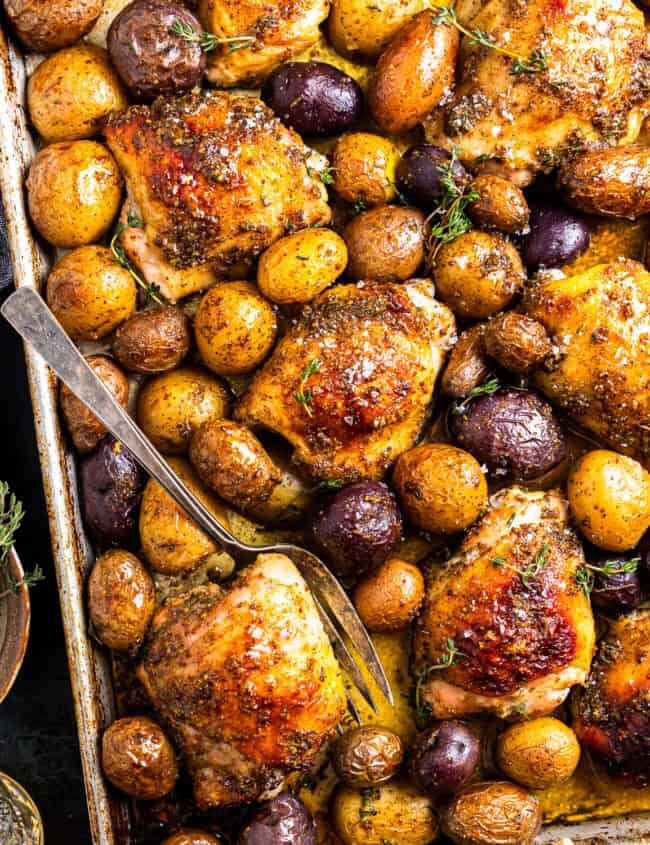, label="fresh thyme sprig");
[491,543,550,589]
[307,164,335,186]
[110,213,163,305]
[294,358,322,416]
[354,196,367,214]
[0,482,45,599]
[452,377,500,414]
[425,147,479,266]
[414,638,464,726]
[431,6,547,75]
[575,558,640,596]
[170,19,255,53]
